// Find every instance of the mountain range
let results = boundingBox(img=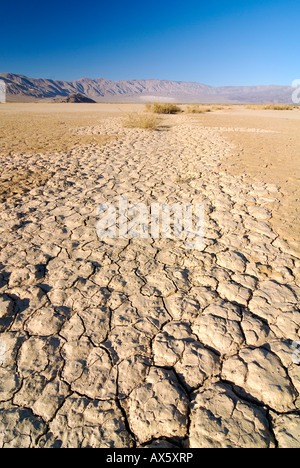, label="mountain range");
[0,73,295,104]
